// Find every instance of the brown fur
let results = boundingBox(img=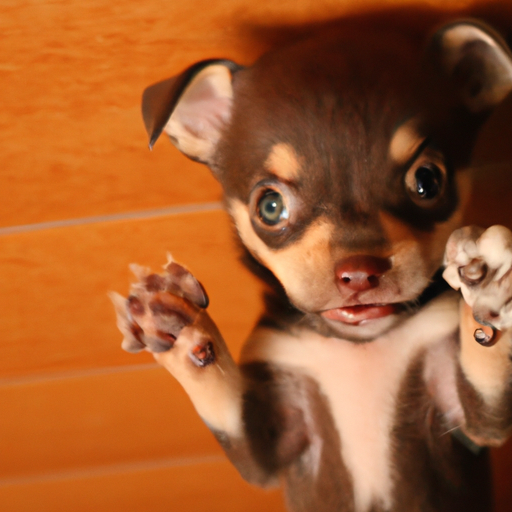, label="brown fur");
[391,354,494,512]
[112,10,512,512]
